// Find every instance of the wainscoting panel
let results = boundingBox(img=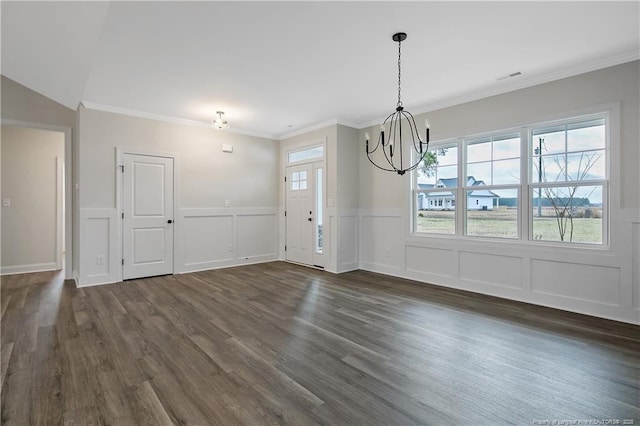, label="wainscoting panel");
[182,214,234,267]
[237,213,277,259]
[180,208,279,273]
[79,208,119,286]
[338,214,358,272]
[530,259,621,305]
[460,252,523,289]
[361,215,403,269]
[406,245,454,278]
